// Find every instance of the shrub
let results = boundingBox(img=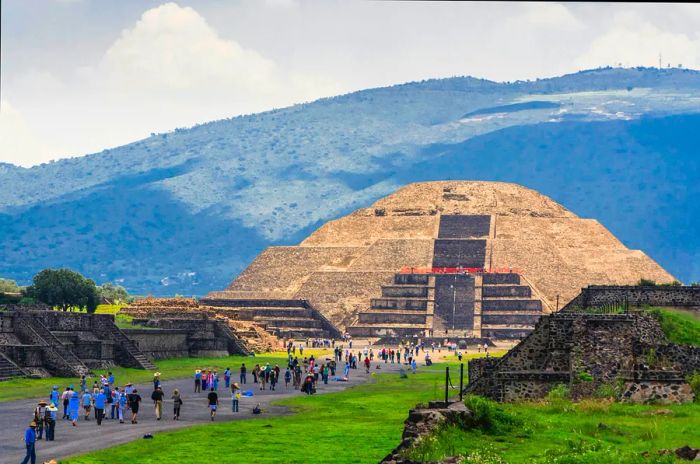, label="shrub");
[593,383,618,399]
[577,371,594,382]
[547,384,570,401]
[637,278,656,286]
[687,370,700,401]
[463,395,521,433]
